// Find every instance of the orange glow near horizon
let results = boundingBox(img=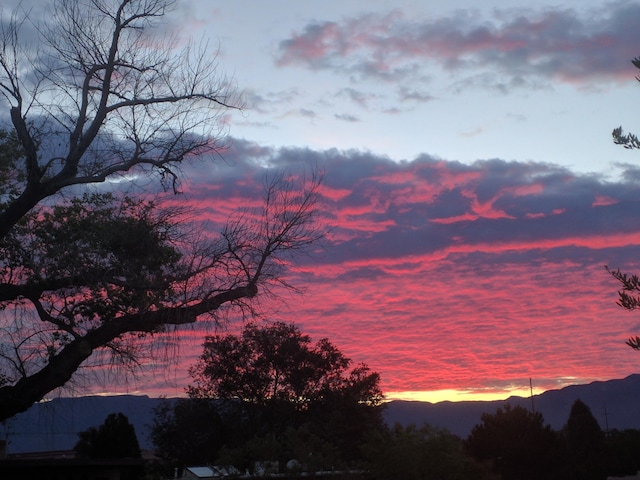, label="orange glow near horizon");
[385,386,544,403]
